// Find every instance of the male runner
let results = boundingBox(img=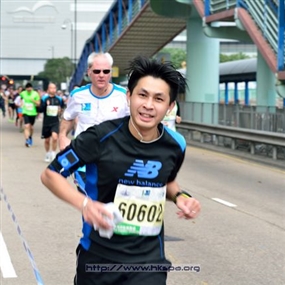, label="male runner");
[40,83,65,162]
[41,55,201,285]
[59,52,129,192]
[20,82,40,147]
